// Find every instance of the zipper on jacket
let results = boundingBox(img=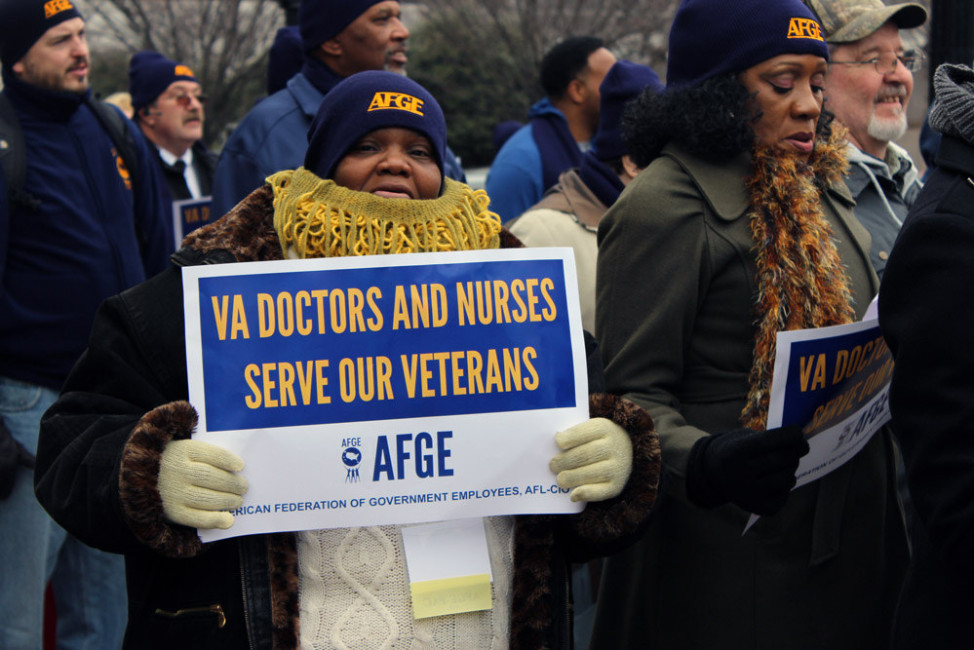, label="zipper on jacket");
[240,553,256,650]
[154,603,227,628]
